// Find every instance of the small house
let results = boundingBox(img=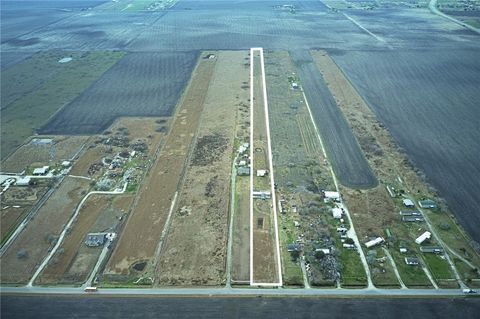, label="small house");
[365,237,384,248]
[287,243,301,252]
[15,176,31,186]
[418,199,437,209]
[324,191,340,202]
[253,190,271,199]
[415,231,431,245]
[237,167,250,176]
[332,208,343,219]
[402,216,424,222]
[32,166,49,176]
[404,257,420,265]
[85,233,107,247]
[399,210,421,216]
[420,246,443,254]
